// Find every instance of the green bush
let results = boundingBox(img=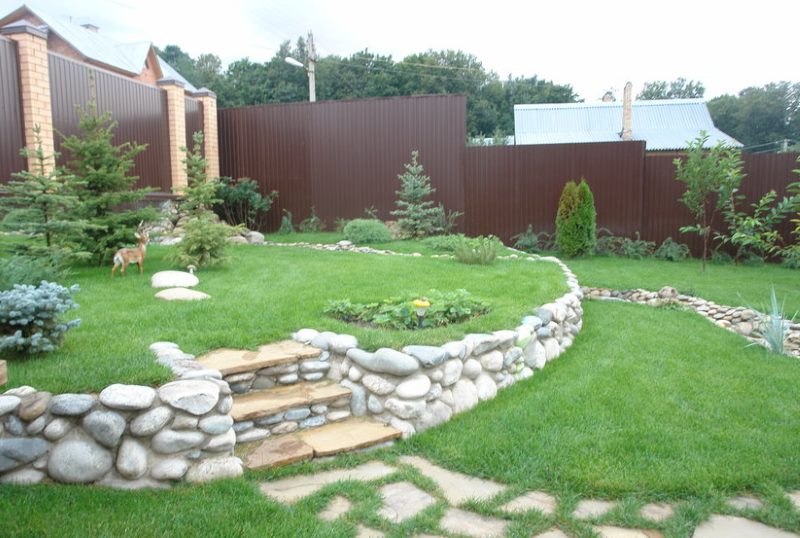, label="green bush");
[430,203,462,235]
[711,248,734,265]
[511,225,555,253]
[0,281,80,354]
[343,219,392,244]
[324,289,490,330]
[782,245,800,269]
[170,215,235,267]
[391,150,440,237]
[214,176,277,230]
[299,207,325,232]
[654,237,691,262]
[422,234,467,253]
[0,256,69,291]
[621,233,655,259]
[278,210,295,234]
[454,235,502,265]
[556,178,596,257]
